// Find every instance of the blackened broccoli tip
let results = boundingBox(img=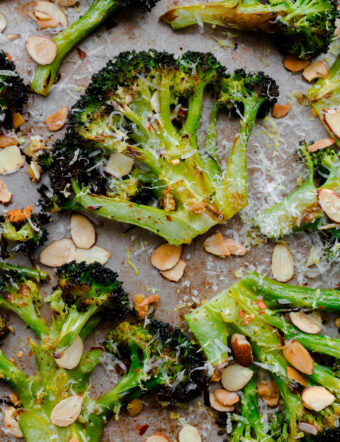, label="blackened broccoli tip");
[41,49,279,245]
[0,314,9,341]
[0,50,28,128]
[160,0,339,60]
